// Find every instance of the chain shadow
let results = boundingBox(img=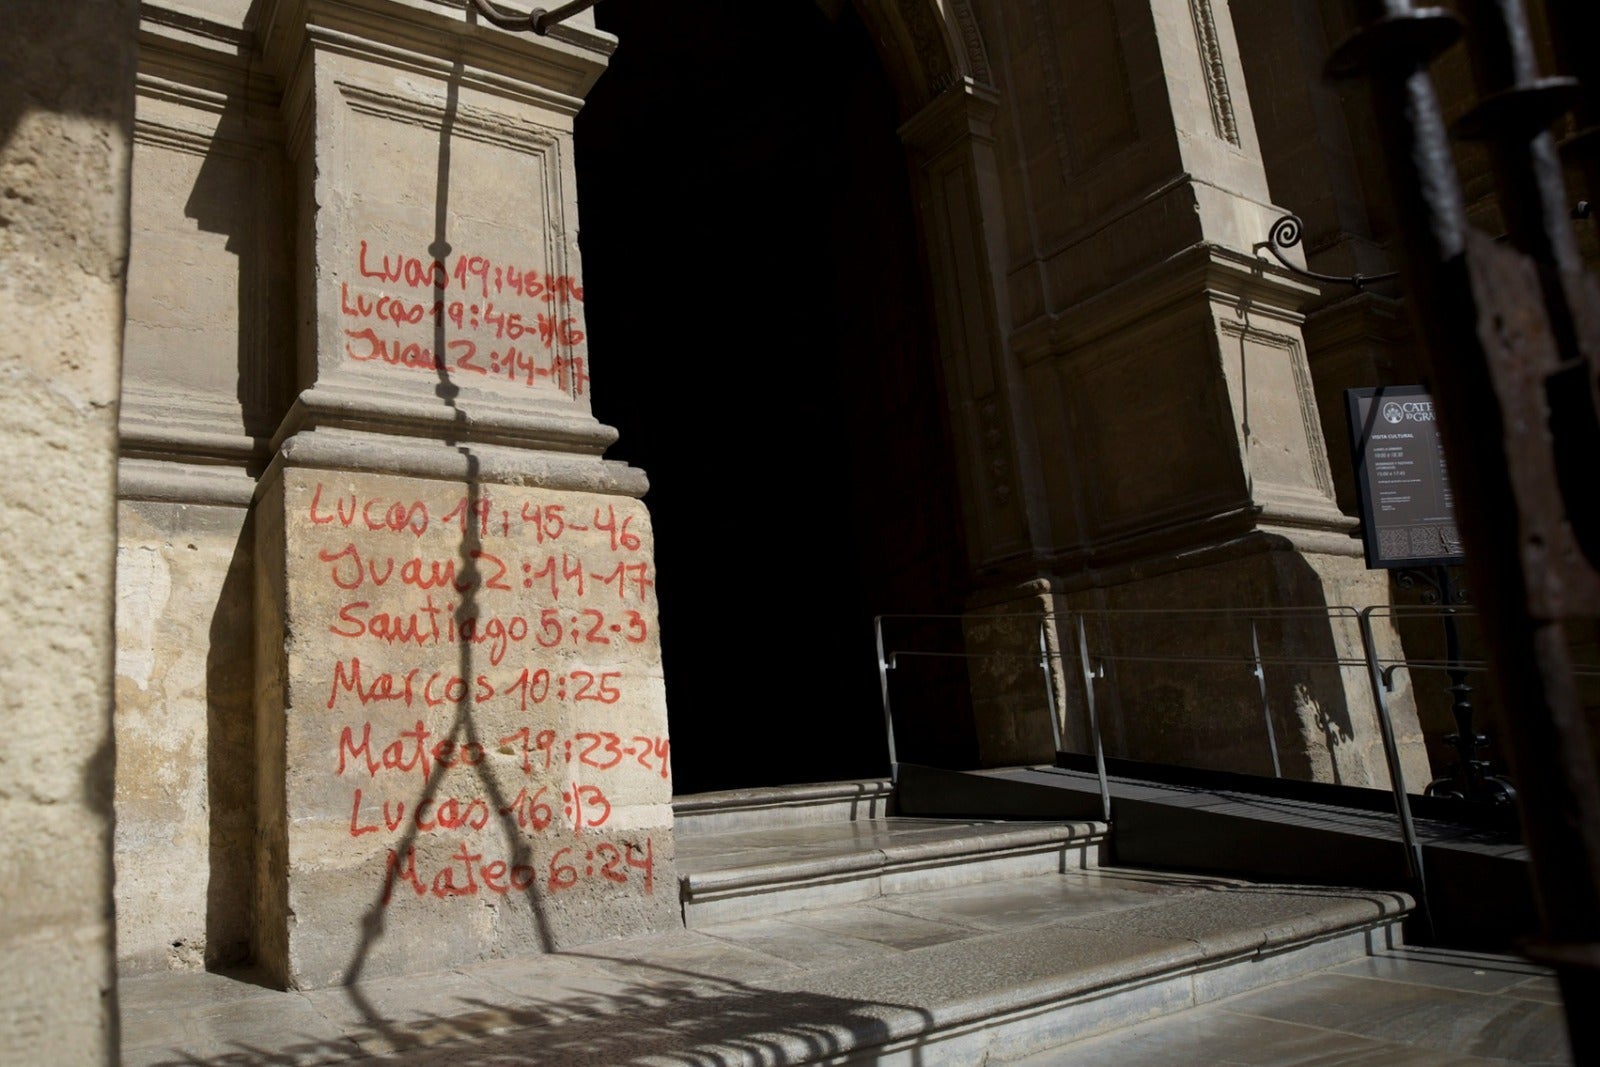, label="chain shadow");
[334,27,556,1032]
[134,957,937,1066]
